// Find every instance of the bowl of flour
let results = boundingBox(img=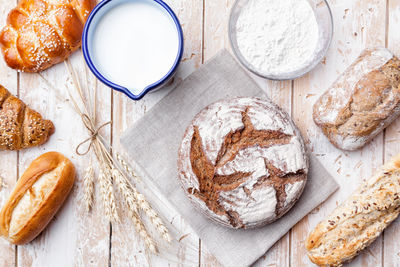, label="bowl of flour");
[229,0,333,80]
